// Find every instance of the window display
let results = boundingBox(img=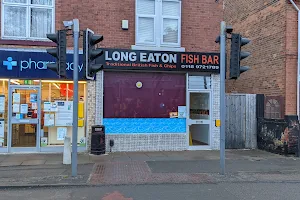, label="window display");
[0,80,8,147]
[41,81,86,147]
